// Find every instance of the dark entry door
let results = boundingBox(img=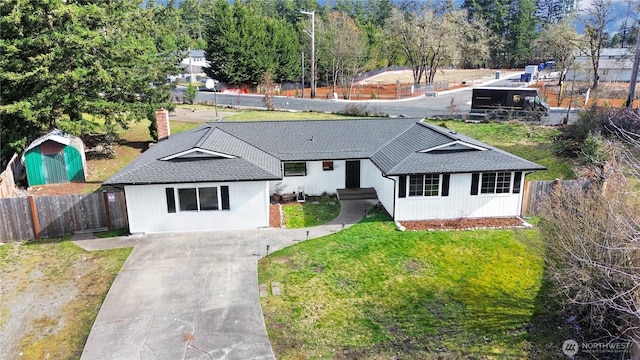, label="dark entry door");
[345,160,361,189]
